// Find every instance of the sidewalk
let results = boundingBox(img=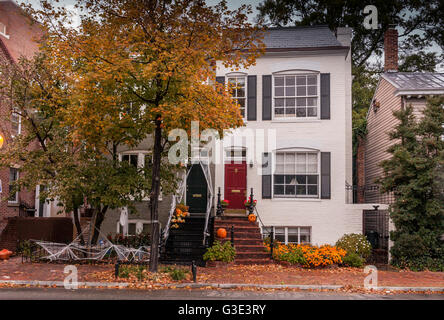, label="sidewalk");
[1,257,443,294]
